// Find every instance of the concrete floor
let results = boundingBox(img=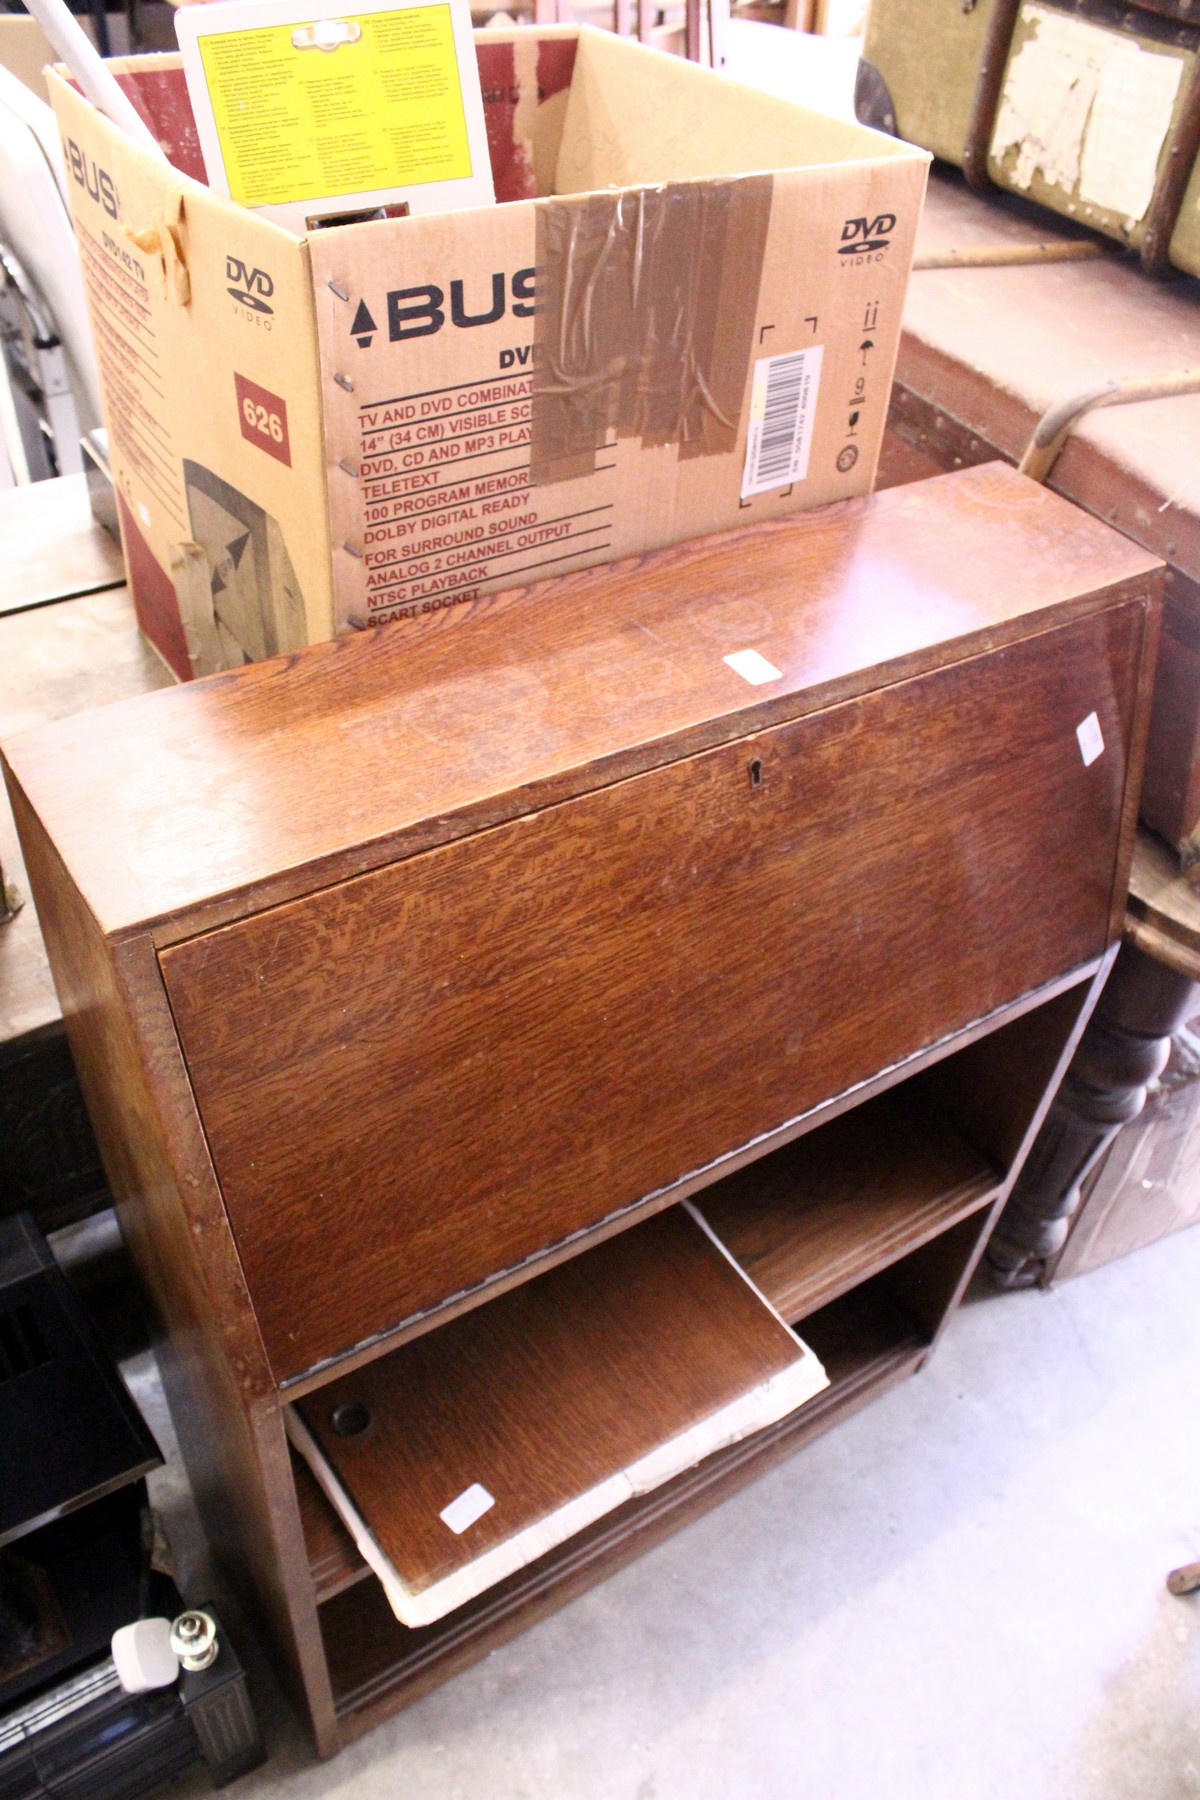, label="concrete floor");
[137,1220,1200,1800]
